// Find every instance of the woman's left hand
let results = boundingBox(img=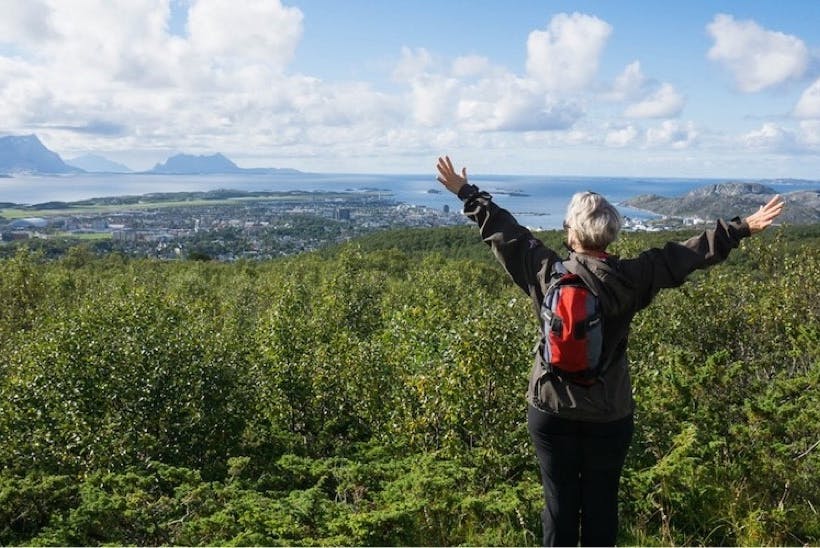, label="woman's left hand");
[745,195,785,234]
[436,156,468,195]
